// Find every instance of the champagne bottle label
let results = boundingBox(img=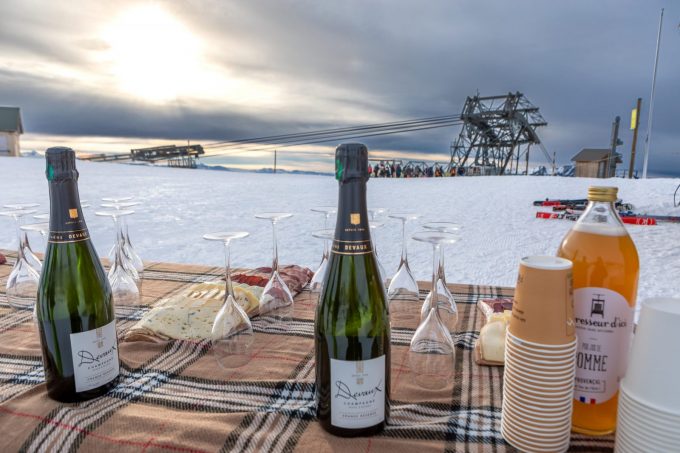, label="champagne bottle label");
[573,287,633,404]
[332,211,372,255]
[47,180,89,243]
[330,355,385,429]
[69,321,120,392]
